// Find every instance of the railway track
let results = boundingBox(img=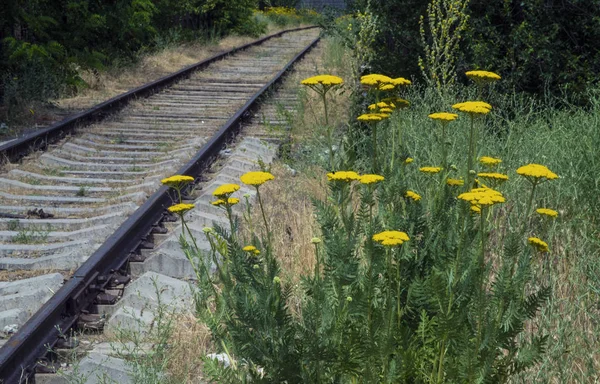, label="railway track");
[0,26,321,383]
